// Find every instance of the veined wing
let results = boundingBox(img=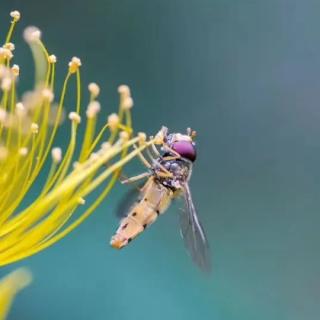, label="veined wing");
[179,183,211,273]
